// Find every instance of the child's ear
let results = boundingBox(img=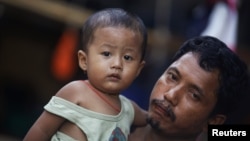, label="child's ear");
[136,60,145,77]
[78,50,87,71]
